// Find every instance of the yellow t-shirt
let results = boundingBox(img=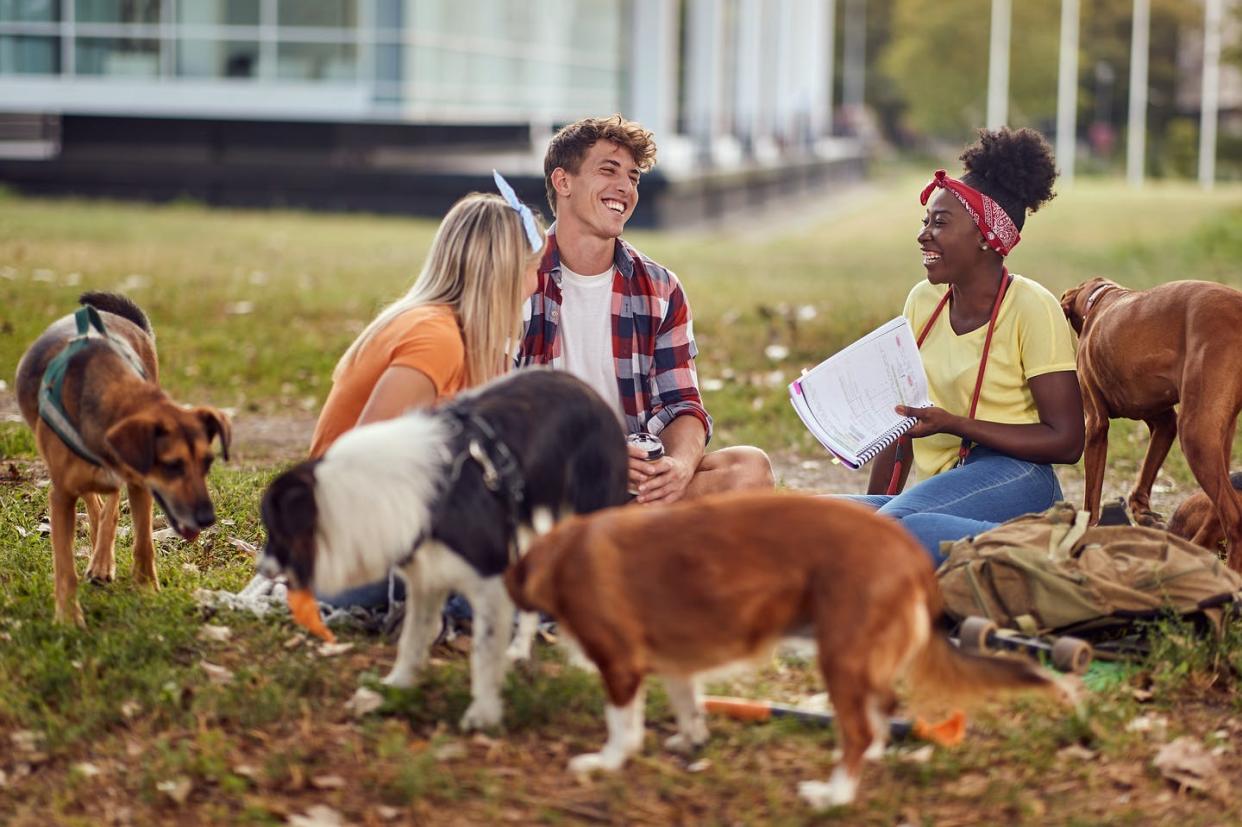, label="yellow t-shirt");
[902,274,1077,480]
[309,304,466,458]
